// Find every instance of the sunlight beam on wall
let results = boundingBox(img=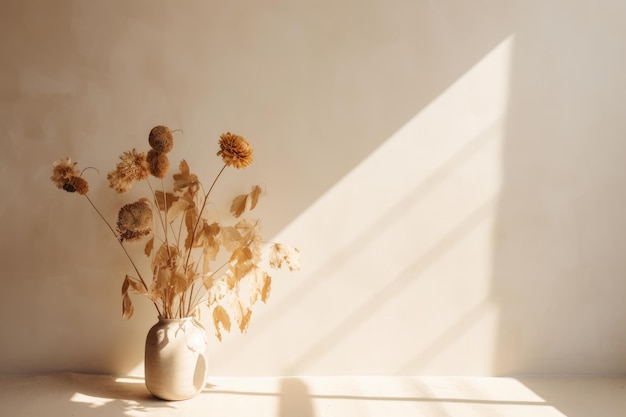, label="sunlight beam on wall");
[210,35,515,376]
